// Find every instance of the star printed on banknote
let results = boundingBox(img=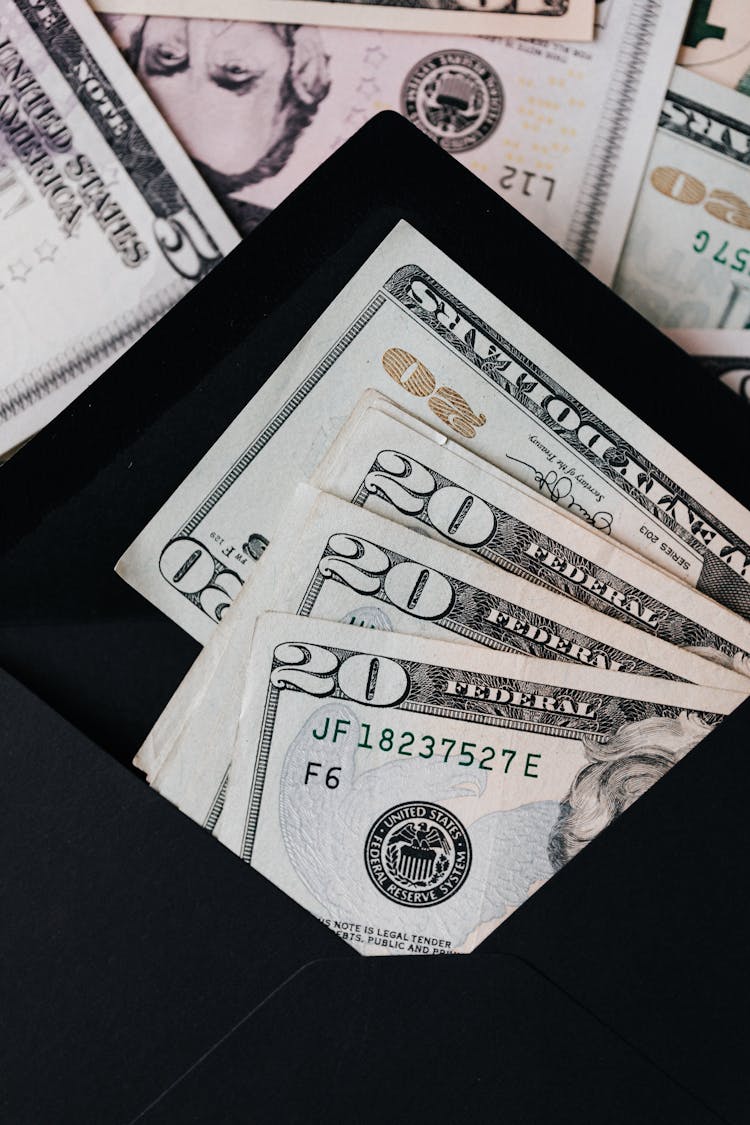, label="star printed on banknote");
[100,2,689,284]
[0,0,239,454]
